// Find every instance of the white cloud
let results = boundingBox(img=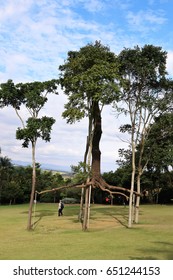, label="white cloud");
[0,0,33,22]
[126,9,167,34]
[0,0,122,83]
